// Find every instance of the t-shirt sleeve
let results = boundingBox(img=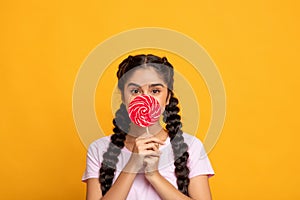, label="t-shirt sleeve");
[81,140,104,182]
[187,137,215,178]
